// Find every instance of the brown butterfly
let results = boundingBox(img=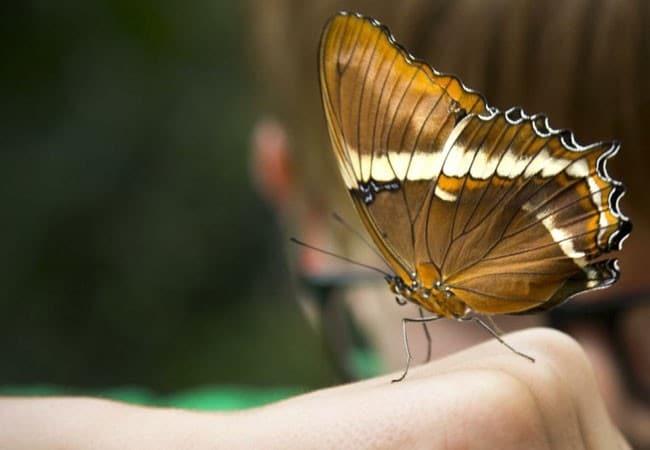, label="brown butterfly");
[318,12,631,380]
